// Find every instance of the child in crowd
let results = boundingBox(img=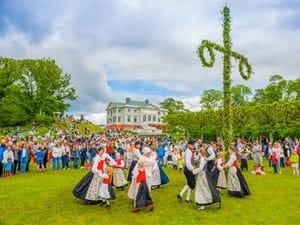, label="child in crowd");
[98,166,115,207]
[239,147,249,172]
[290,150,299,176]
[211,152,227,193]
[251,165,265,175]
[36,146,45,172]
[172,148,178,170]
[177,149,184,171]
[4,158,13,177]
[130,161,154,212]
[112,152,128,190]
